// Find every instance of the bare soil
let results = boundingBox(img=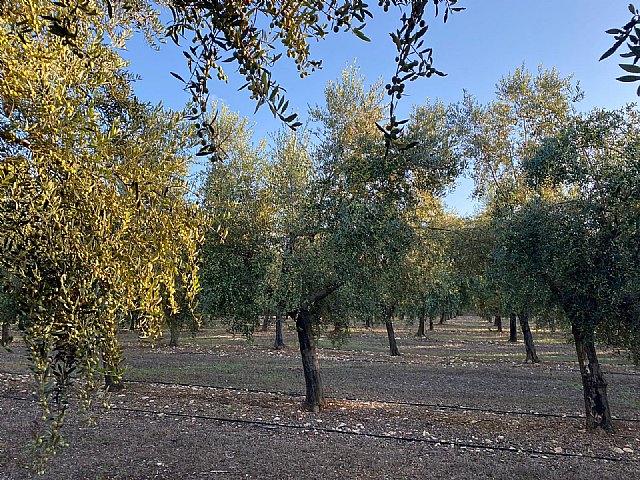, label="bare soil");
[1,315,639,479]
